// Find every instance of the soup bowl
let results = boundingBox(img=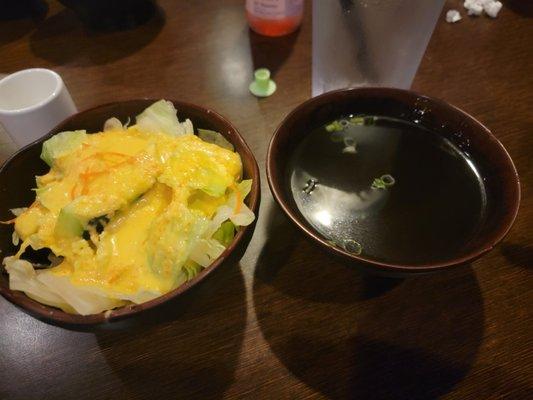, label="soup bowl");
[267,88,520,276]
